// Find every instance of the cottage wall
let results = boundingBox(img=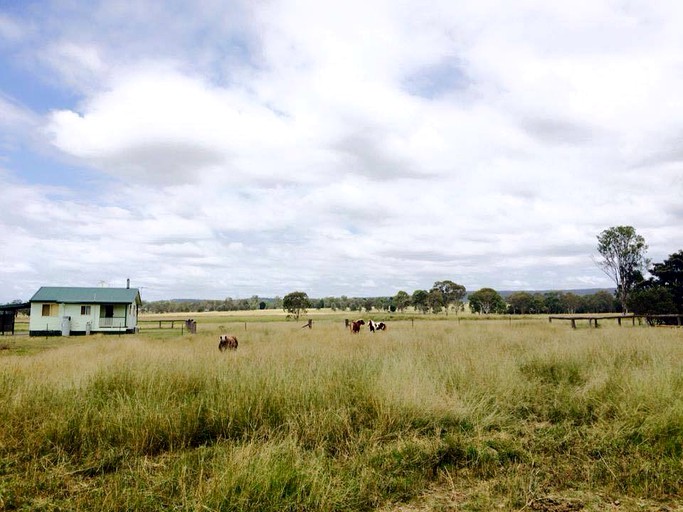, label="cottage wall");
[29,302,63,333]
[126,303,138,331]
[62,304,95,332]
